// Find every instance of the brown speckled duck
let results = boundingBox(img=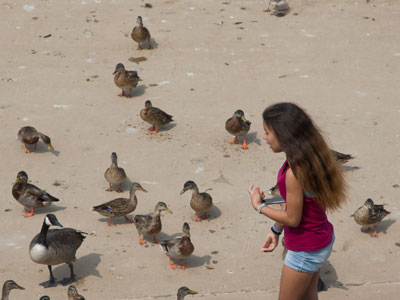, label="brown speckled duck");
[68,285,85,300]
[2,280,24,300]
[113,63,142,97]
[180,181,212,222]
[176,287,198,300]
[92,182,147,226]
[12,171,59,217]
[160,222,194,270]
[17,126,54,153]
[225,109,251,150]
[353,198,390,237]
[131,16,153,50]
[104,152,127,193]
[331,150,354,164]
[134,202,172,245]
[140,100,173,134]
